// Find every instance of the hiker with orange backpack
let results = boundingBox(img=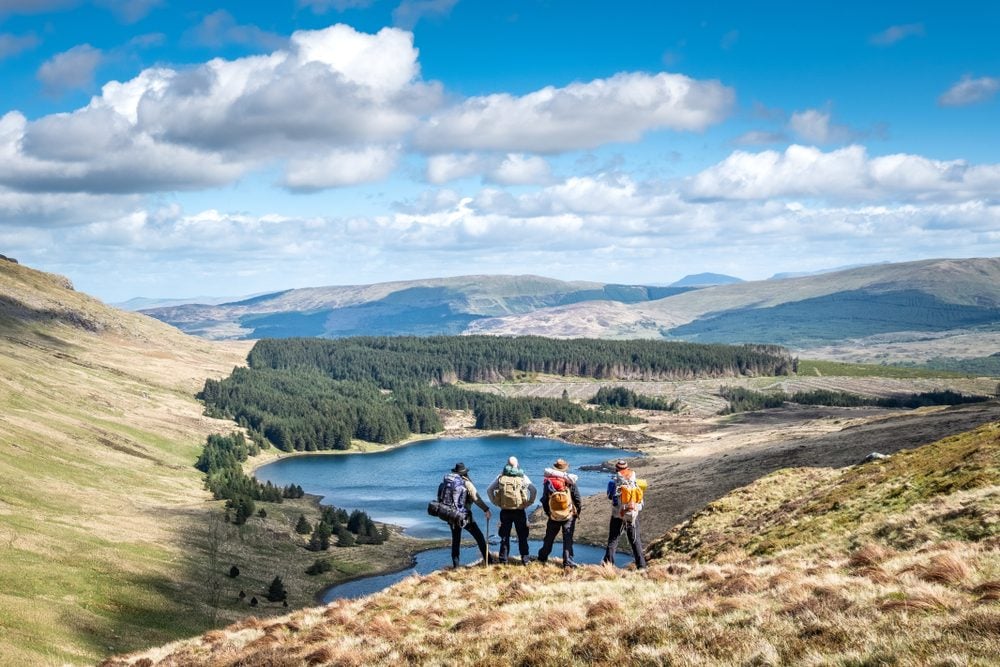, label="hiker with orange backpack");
[537,458,582,568]
[602,459,647,570]
[486,456,538,565]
